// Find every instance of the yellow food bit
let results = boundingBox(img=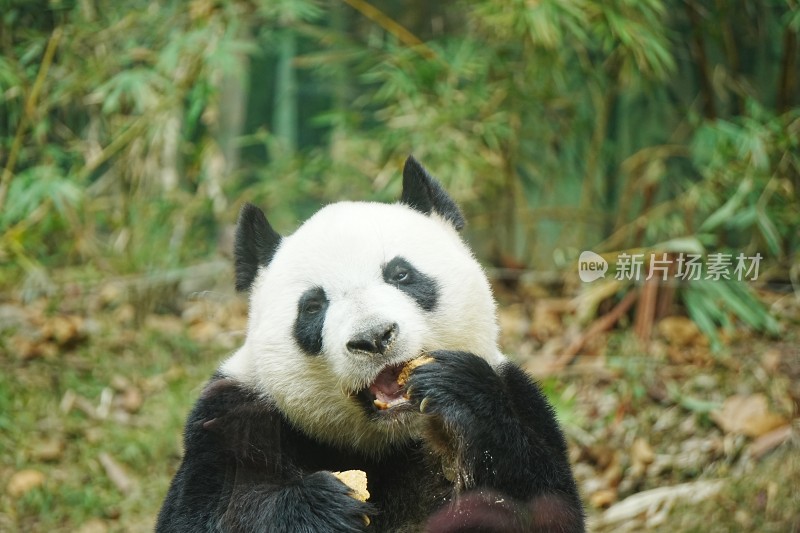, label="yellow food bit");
[332,470,370,502]
[397,354,434,386]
